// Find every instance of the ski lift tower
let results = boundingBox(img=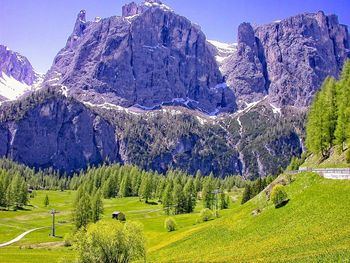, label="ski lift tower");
[50,209,57,237]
